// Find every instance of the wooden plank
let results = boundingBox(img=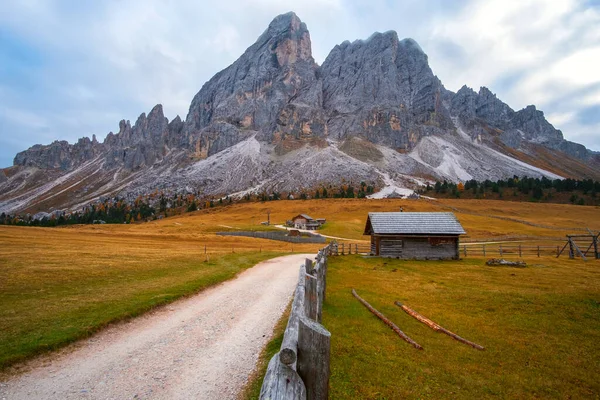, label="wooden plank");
[297,316,331,400]
[394,302,484,351]
[351,289,422,350]
[280,264,306,367]
[304,273,318,321]
[260,352,306,400]
[557,242,568,258]
[572,240,587,260]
